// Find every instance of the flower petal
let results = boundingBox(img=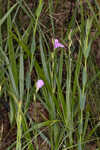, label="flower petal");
[54,39,64,49]
[36,80,44,89]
